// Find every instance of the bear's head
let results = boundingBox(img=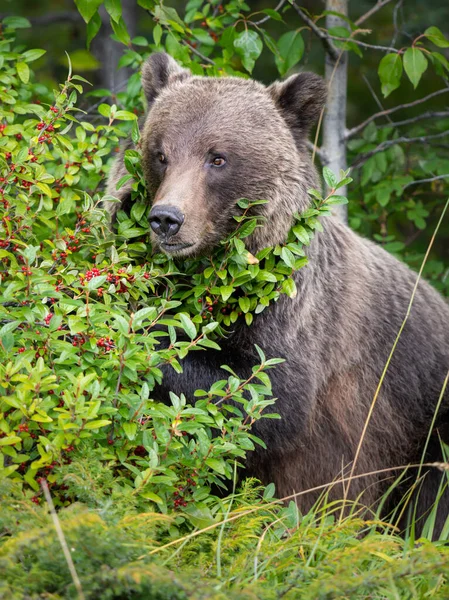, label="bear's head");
[108,53,325,257]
